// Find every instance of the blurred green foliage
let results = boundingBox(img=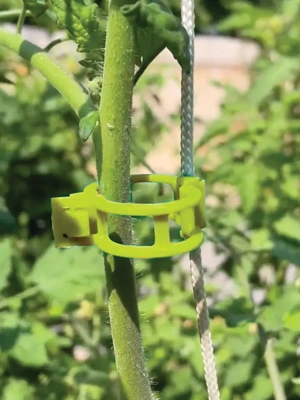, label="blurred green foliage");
[0,0,277,34]
[1,0,300,399]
